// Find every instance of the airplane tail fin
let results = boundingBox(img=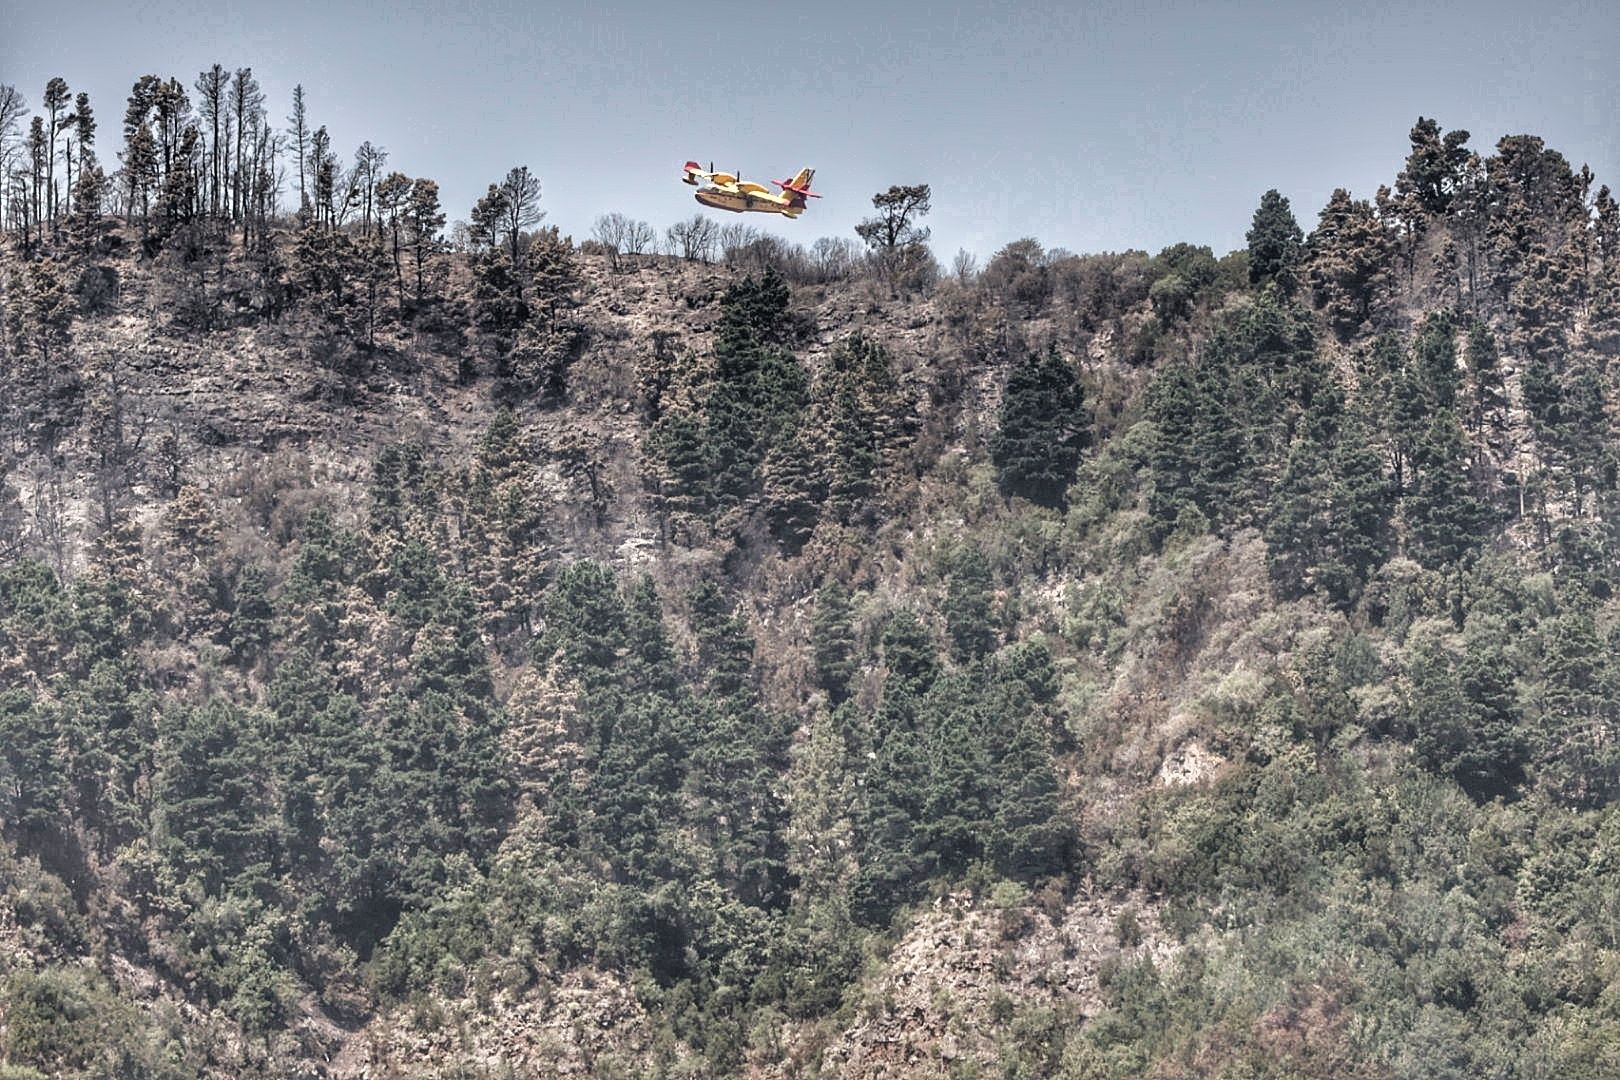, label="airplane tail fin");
[774,167,820,208]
